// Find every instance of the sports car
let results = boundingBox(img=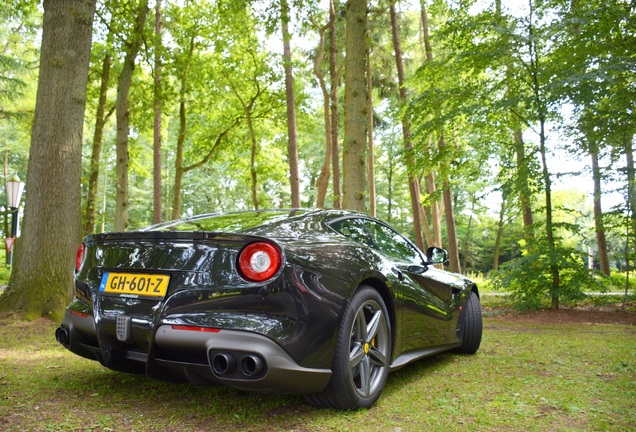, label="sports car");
[56,209,482,409]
